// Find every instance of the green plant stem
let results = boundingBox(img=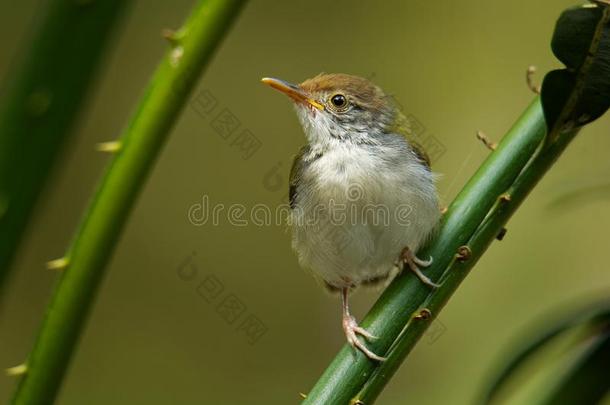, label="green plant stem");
[360,5,610,395]
[344,5,607,400]
[355,122,580,404]
[11,1,247,403]
[0,0,130,294]
[303,98,549,404]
